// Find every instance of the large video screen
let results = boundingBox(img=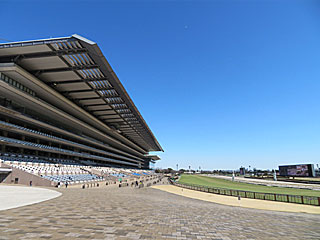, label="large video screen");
[279,164,315,177]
